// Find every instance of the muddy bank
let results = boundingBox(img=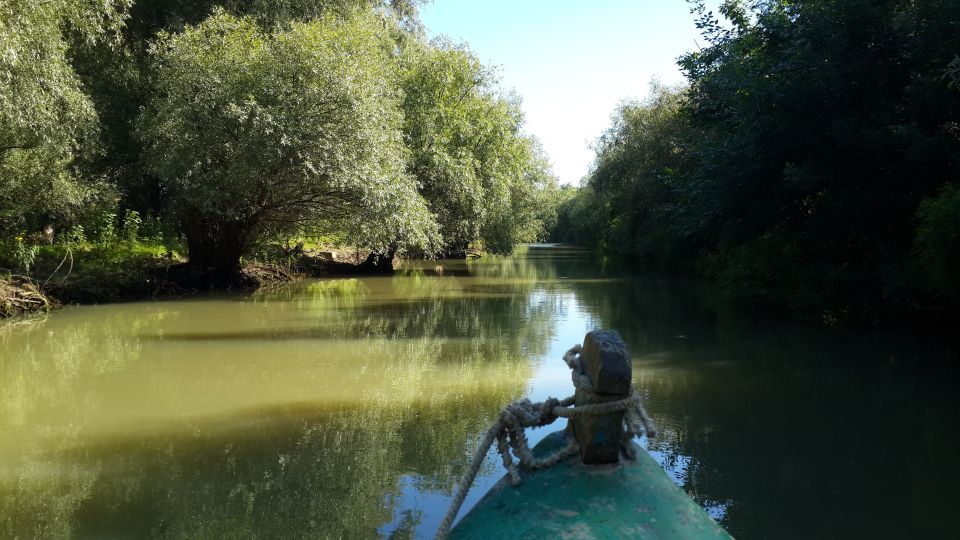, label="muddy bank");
[0,277,56,318]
